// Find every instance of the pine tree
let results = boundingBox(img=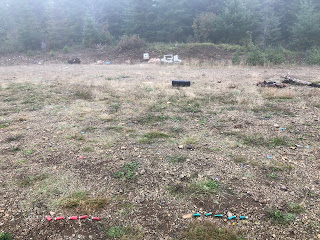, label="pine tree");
[214,0,254,44]
[16,0,43,50]
[82,16,100,47]
[192,12,217,42]
[292,0,320,49]
[260,0,282,46]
